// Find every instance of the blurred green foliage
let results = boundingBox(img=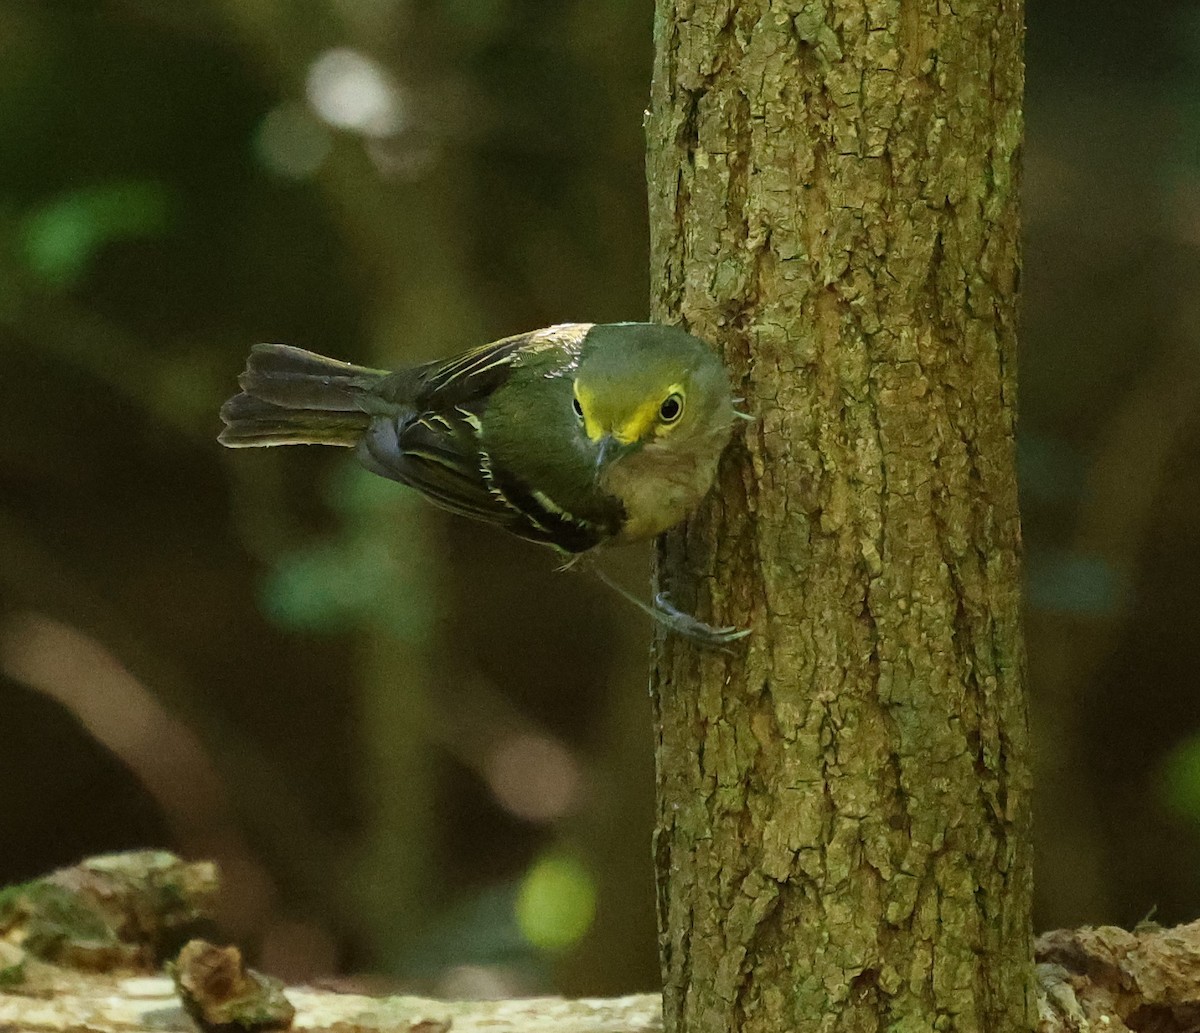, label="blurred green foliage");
[515,851,596,952]
[1026,550,1122,617]
[1161,736,1200,821]
[0,0,653,994]
[19,181,174,288]
[263,469,435,639]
